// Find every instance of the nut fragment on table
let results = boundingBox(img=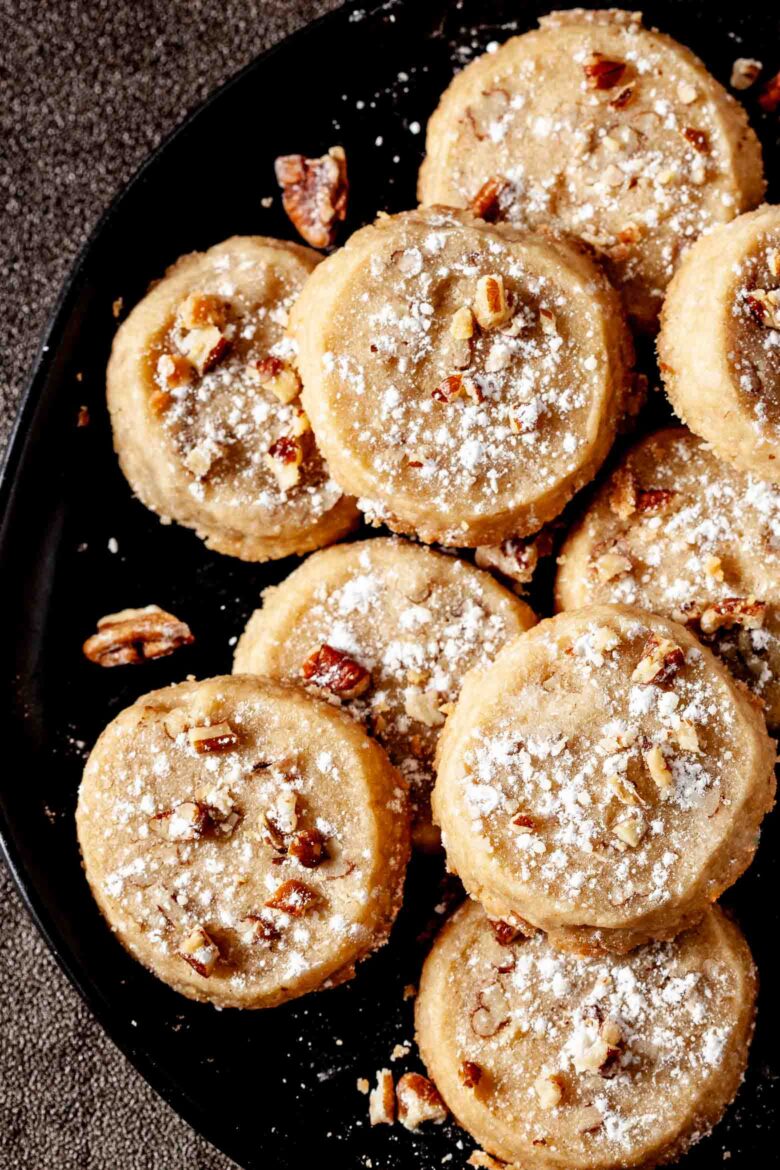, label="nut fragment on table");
[82,604,194,667]
[368,1068,396,1126]
[274,145,348,248]
[395,1072,448,1130]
